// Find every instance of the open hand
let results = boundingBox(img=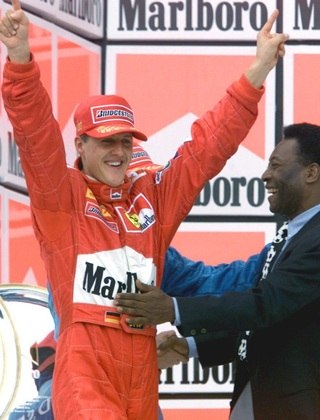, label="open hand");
[115,280,175,326]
